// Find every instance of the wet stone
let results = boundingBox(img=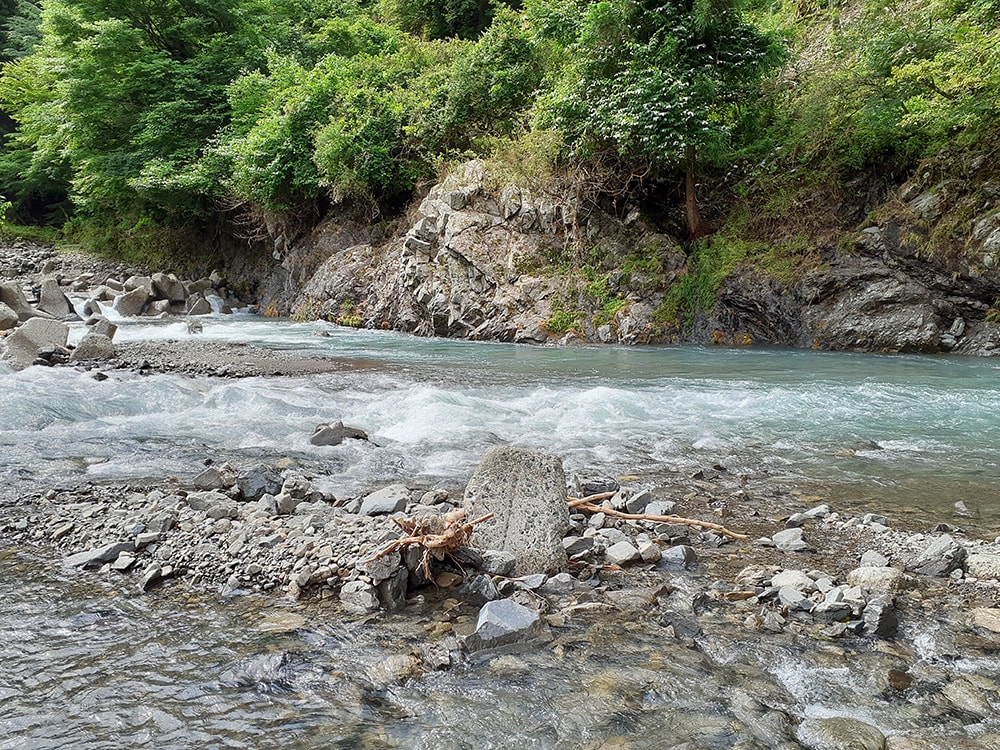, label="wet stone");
[463,599,544,654]
[65,541,136,569]
[862,595,898,639]
[604,541,641,567]
[905,534,966,577]
[798,717,886,750]
[661,545,697,569]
